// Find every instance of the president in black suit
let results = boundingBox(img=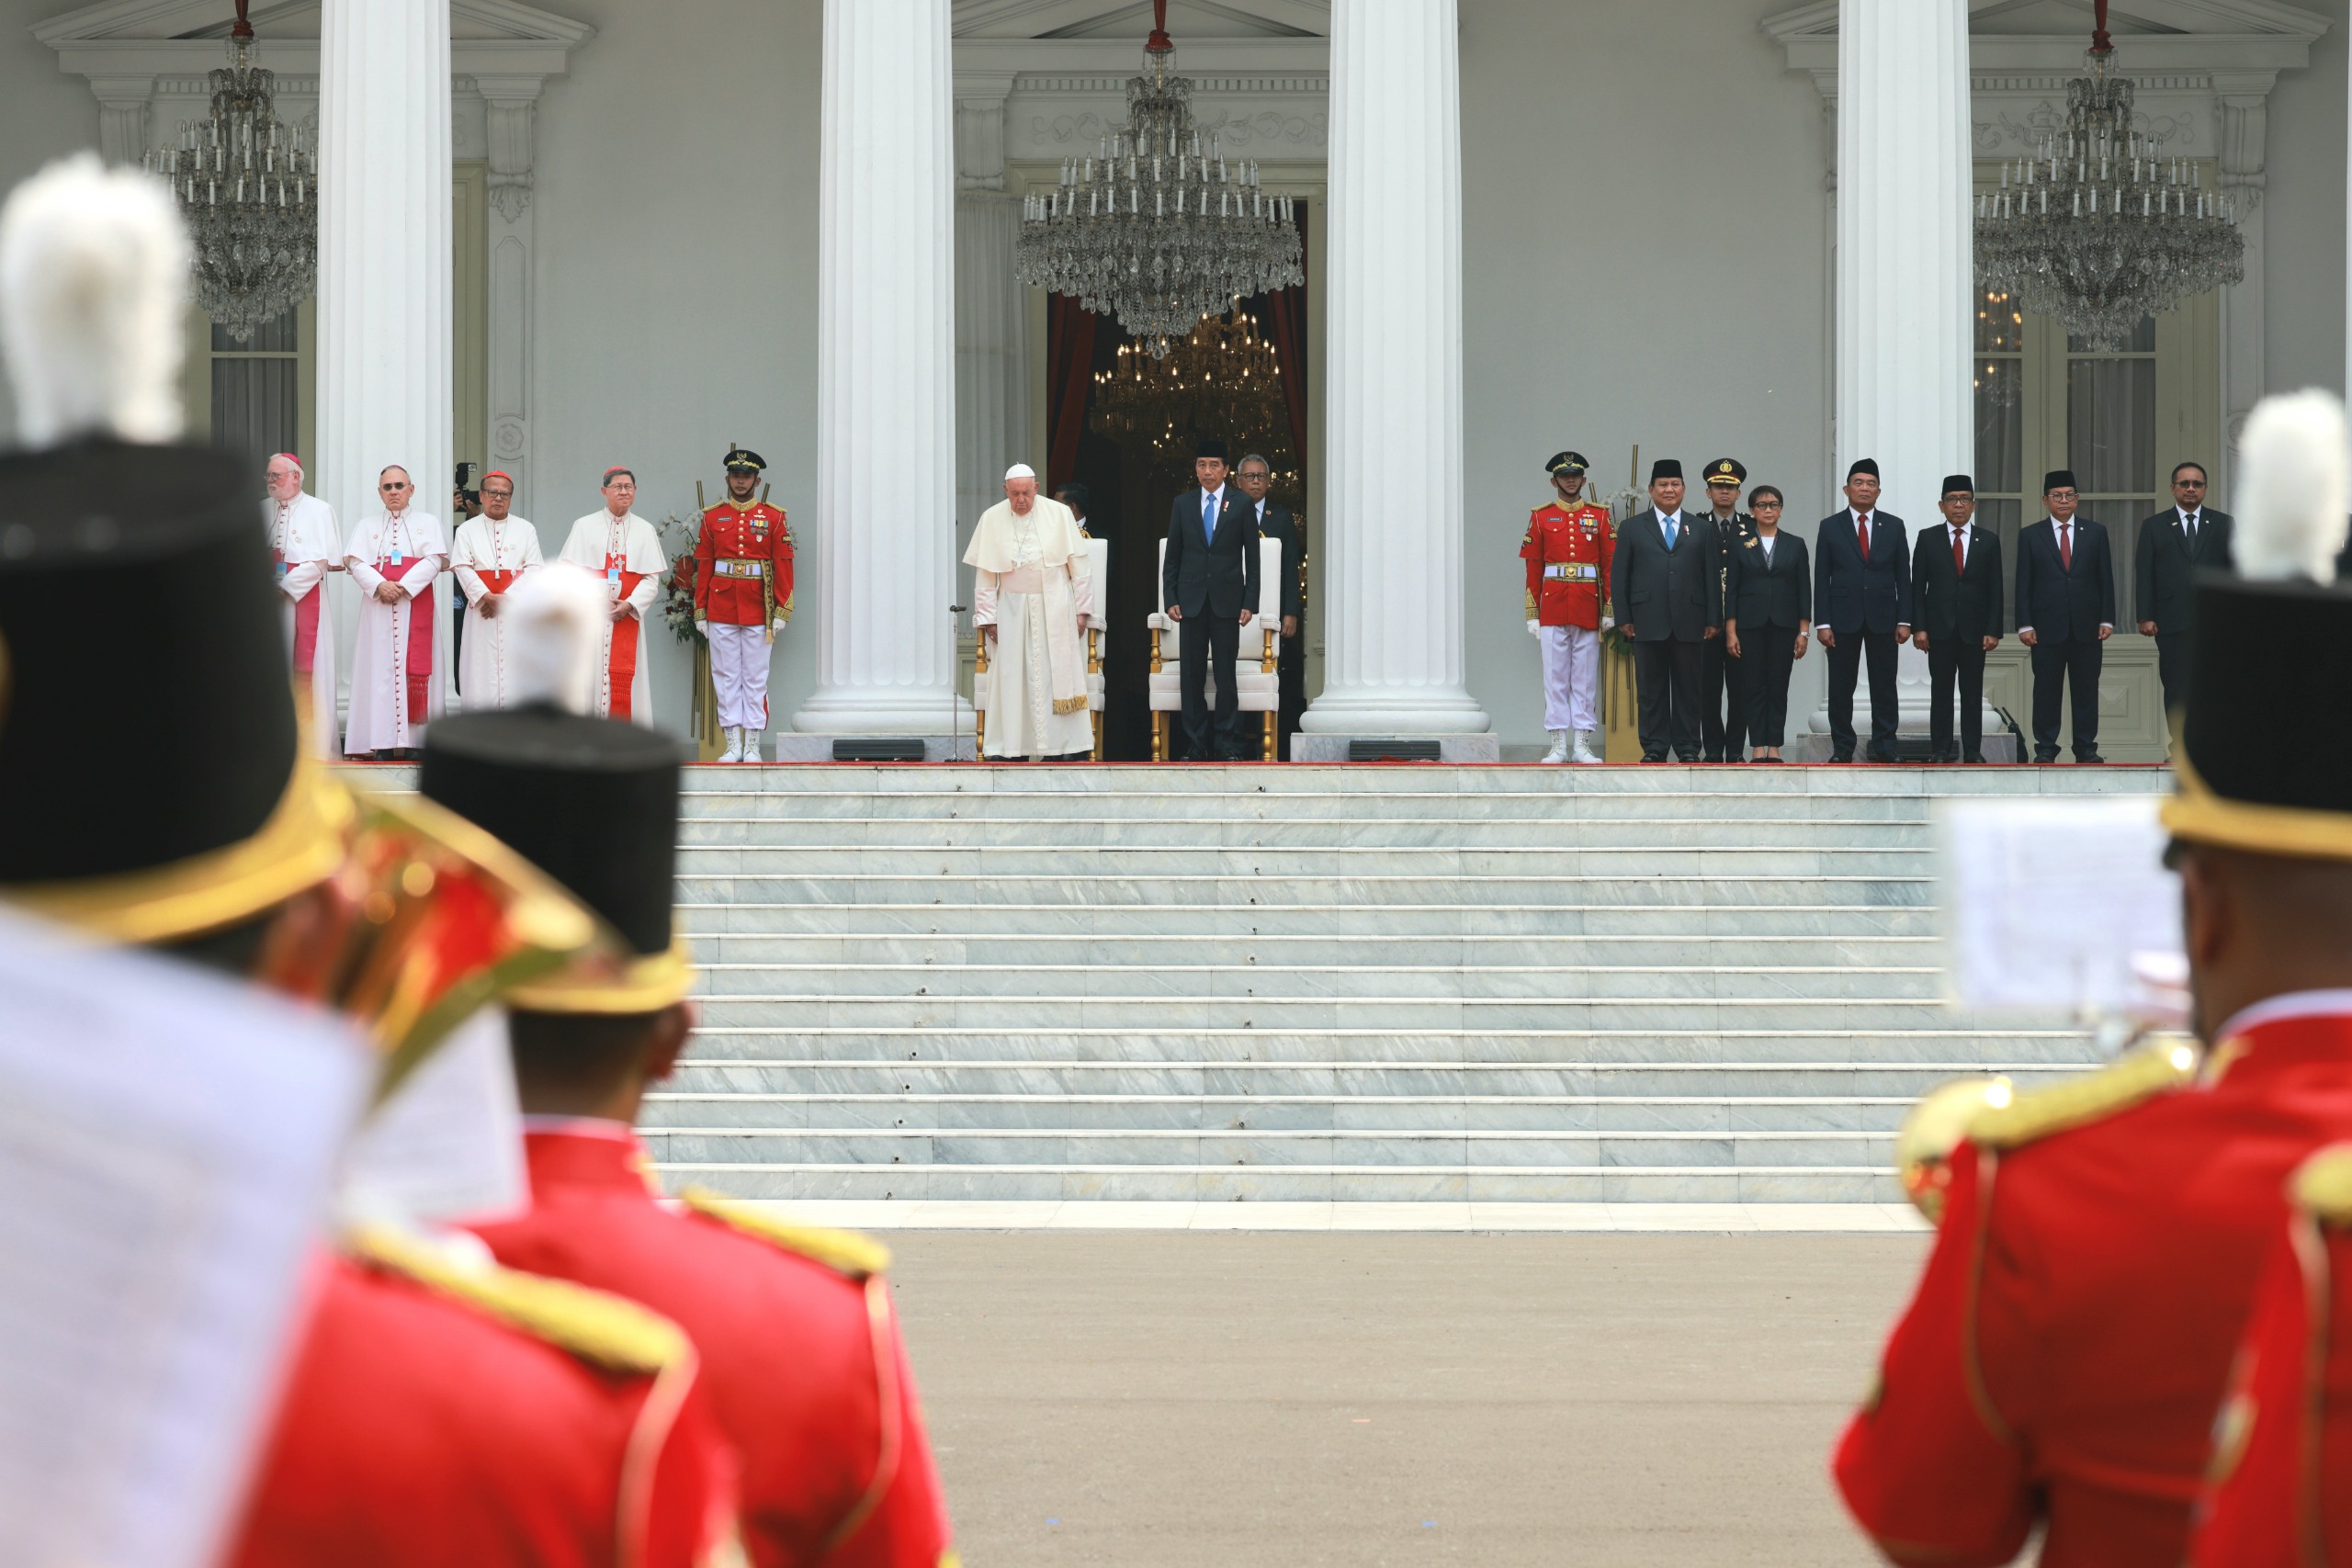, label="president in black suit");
[1161,438,1261,761]
[1234,453,1306,757]
[1607,457,1719,762]
[1813,457,1913,762]
[2016,468,2117,763]
[1909,474,2005,763]
[2134,460,2234,713]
